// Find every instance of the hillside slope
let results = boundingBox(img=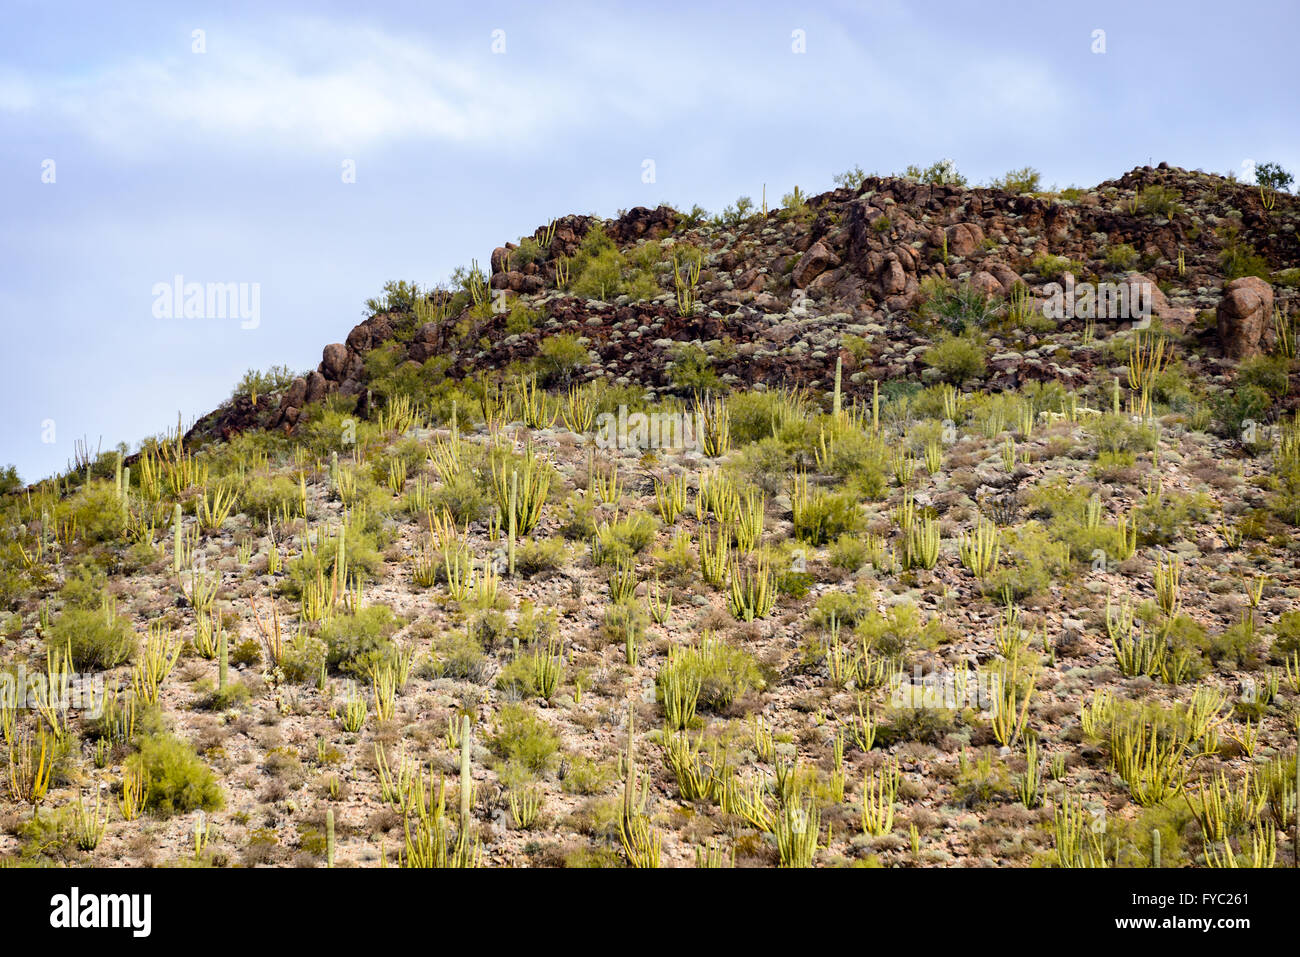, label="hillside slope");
[2,163,1299,869]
